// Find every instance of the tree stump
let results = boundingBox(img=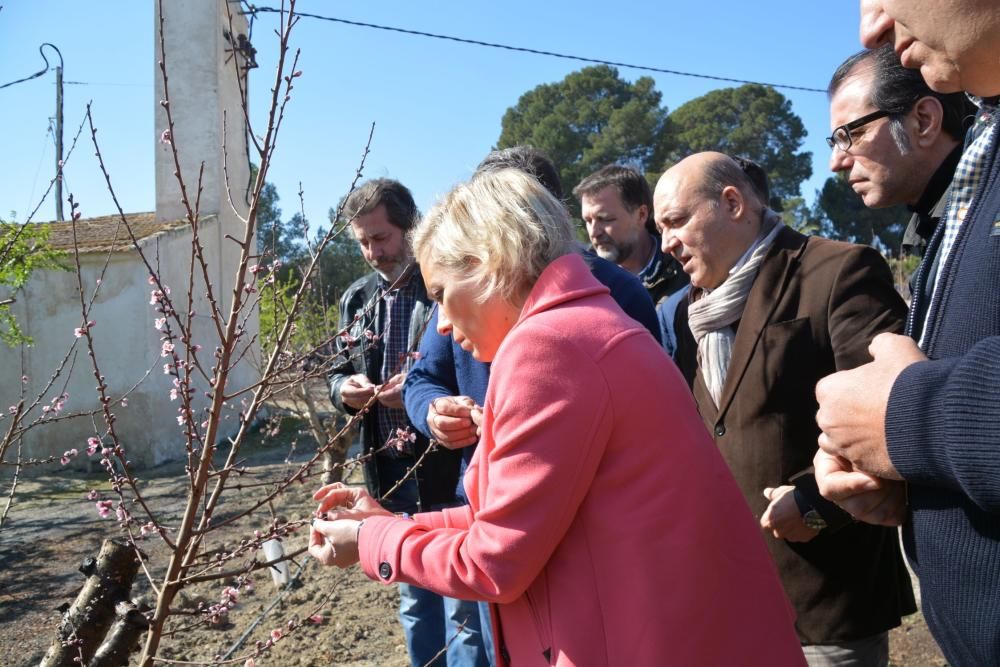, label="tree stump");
[39,539,141,667]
